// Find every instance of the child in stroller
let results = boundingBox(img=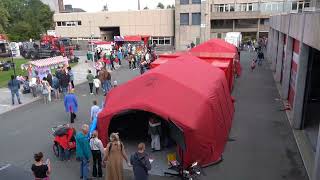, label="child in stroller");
[52,124,76,161]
